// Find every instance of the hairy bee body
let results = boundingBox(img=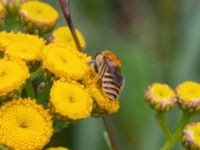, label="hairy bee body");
[89,51,124,100]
